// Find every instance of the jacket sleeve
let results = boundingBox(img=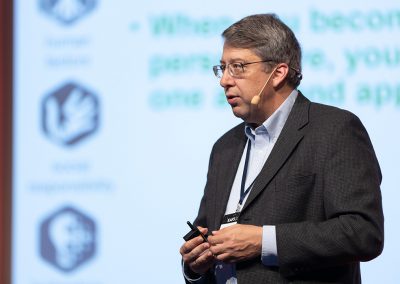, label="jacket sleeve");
[183,145,217,284]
